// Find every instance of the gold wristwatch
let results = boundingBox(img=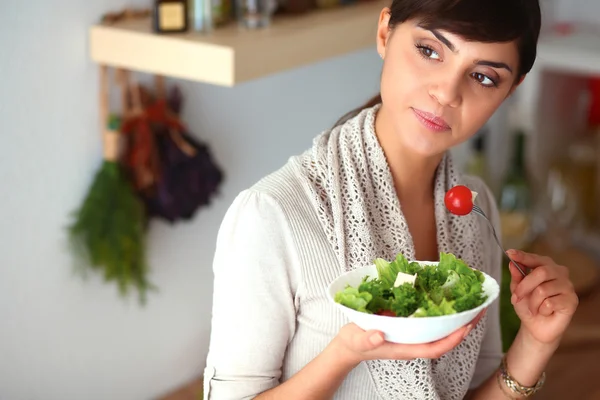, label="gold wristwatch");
[497,355,546,398]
